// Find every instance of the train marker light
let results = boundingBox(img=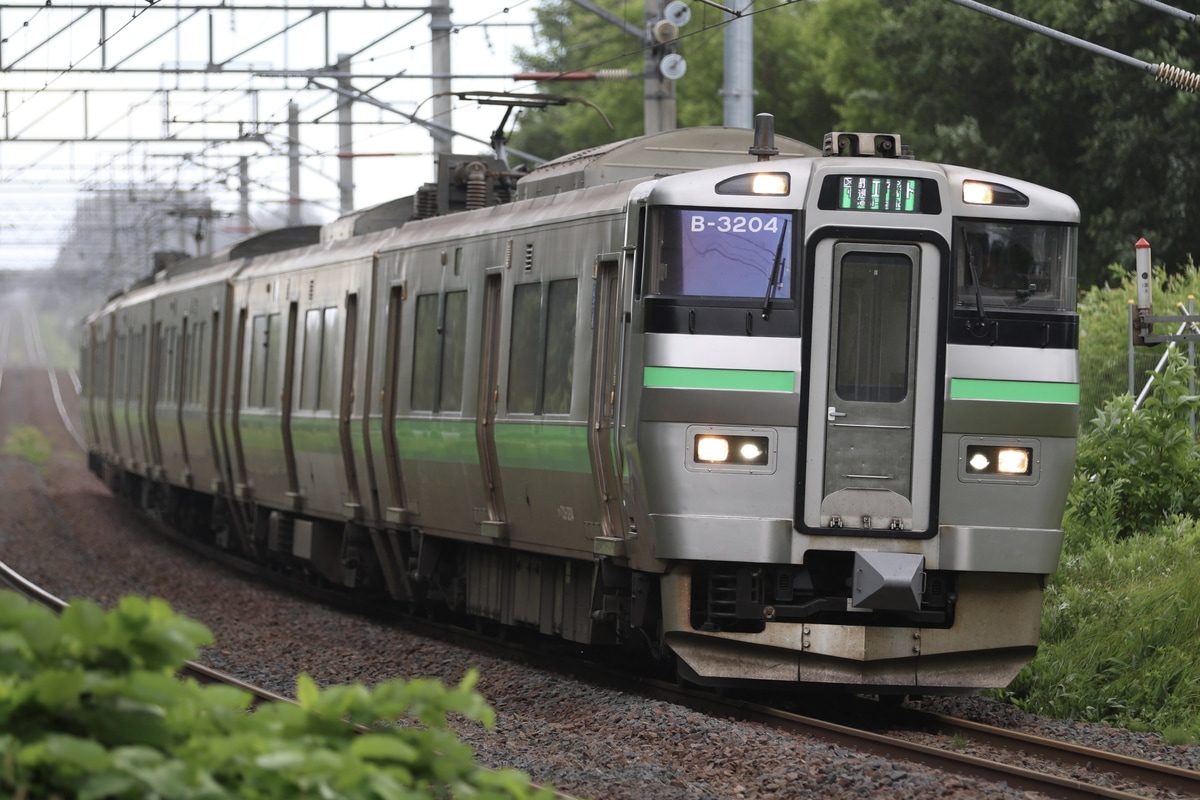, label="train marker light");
[962,180,1028,207]
[752,173,789,195]
[715,172,790,196]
